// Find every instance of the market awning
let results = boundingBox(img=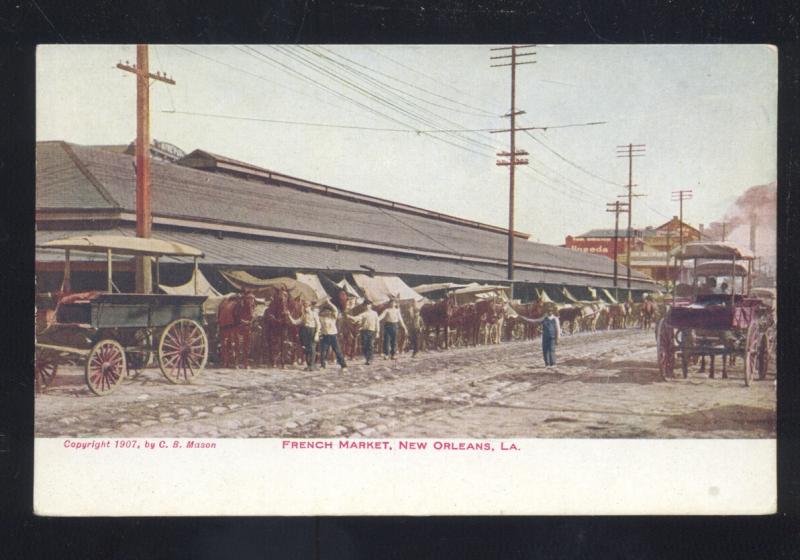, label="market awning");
[38,235,204,258]
[351,273,425,305]
[221,270,318,302]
